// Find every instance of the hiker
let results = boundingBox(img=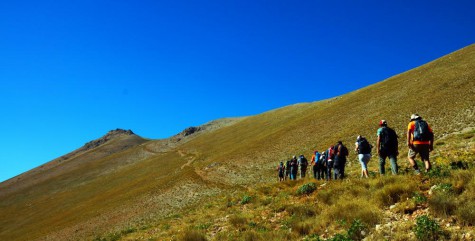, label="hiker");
[325,146,334,180]
[285,159,291,180]
[298,154,308,178]
[290,156,298,180]
[311,151,322,180]
[333,141,349,180]
[319,151,327,180]
[277,161,285,182]
[407,114,434,173]
[377,120,399,175]
[355,135,372,178]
